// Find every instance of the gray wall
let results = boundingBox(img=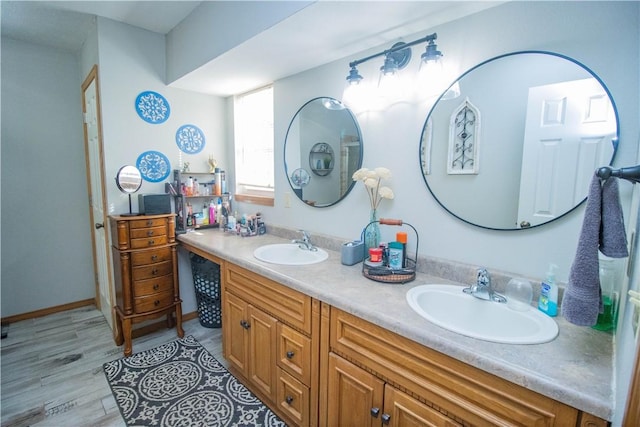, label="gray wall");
[1,38,95,316]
